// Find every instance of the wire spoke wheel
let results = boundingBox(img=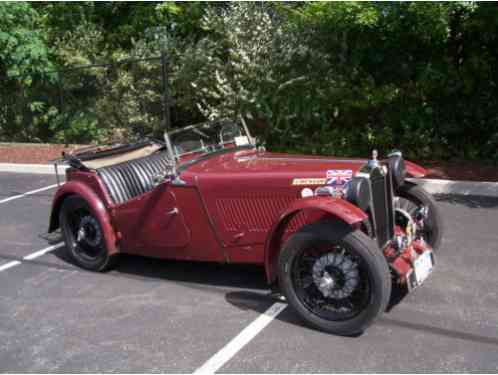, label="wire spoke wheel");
[291,245,372,322]
[395,196,434,244]
[395,182,444,250]
[60,195,116,271]
[278,220,391,335]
